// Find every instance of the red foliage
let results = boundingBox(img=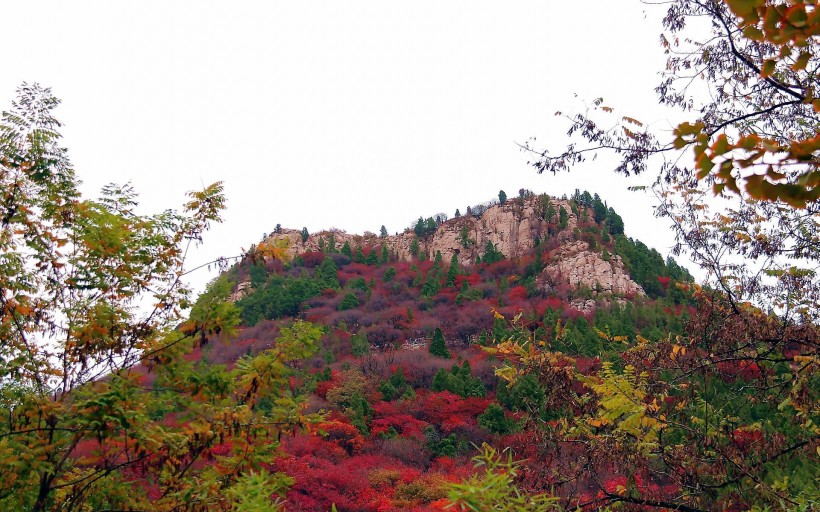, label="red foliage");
[600,475,628,495]
[300,251,327,268]
[316,420,366,454]
[412,391,490,427]
[543,295,565,312]
[715,359,762,381]
[575,356,600,375]
[284,433,347,462]
[454,273,481,287]
[483,260,516,280]
[71,438,103,464]
[371,413,429,439]
[732,428,764,452]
